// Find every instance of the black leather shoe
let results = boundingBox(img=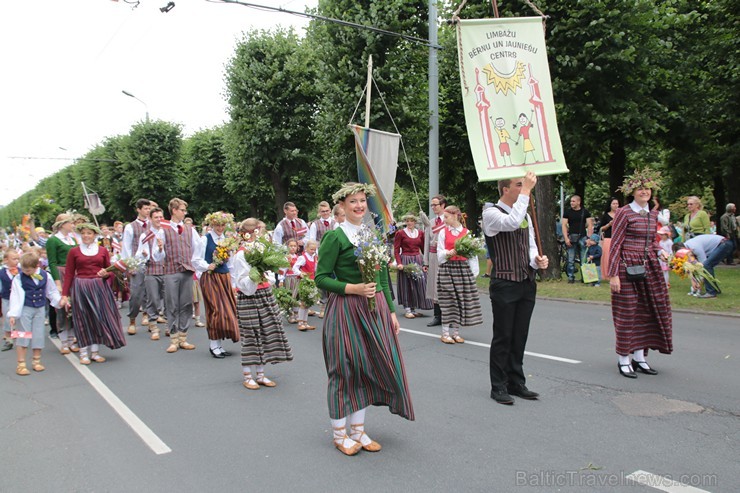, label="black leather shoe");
[221,350,232,357]
[209,348,226,359]
[507,385,539,400]
[426,317,442,327]
[632,360,658,375]
[490,389,514,405]
[618,363,637,378]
